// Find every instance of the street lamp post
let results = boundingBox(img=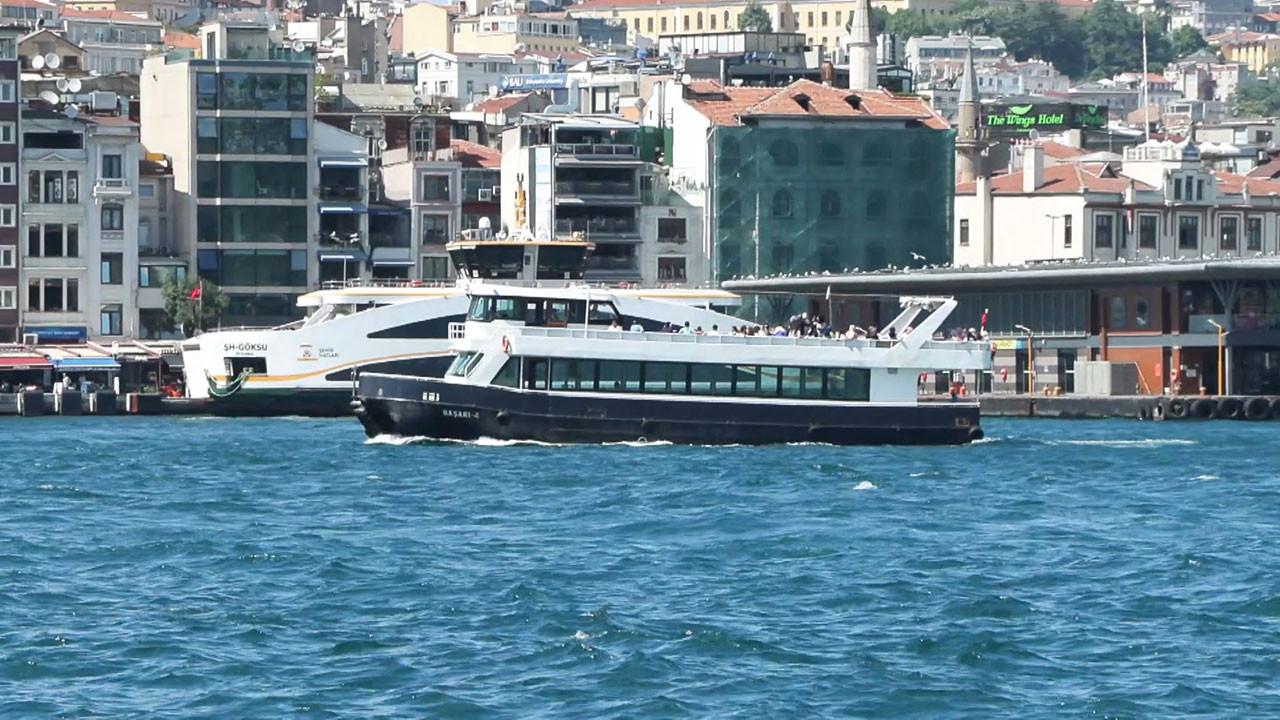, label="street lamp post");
[1016,324,1034,396]
[1207,318,1229,395]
